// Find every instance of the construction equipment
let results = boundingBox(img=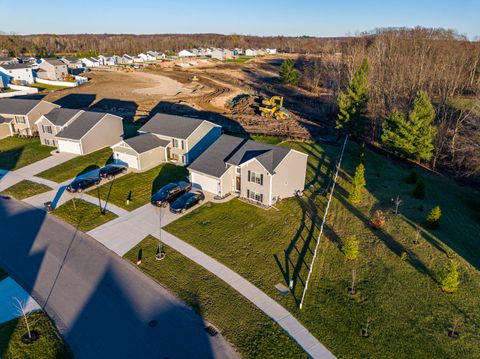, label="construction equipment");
[191,75,199,82]
[261,95,284,107]
[259,95,290,120]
